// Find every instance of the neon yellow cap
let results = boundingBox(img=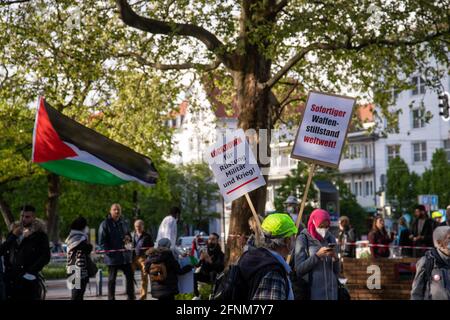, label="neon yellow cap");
[432,211,443,219]
[261,213,298,238]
